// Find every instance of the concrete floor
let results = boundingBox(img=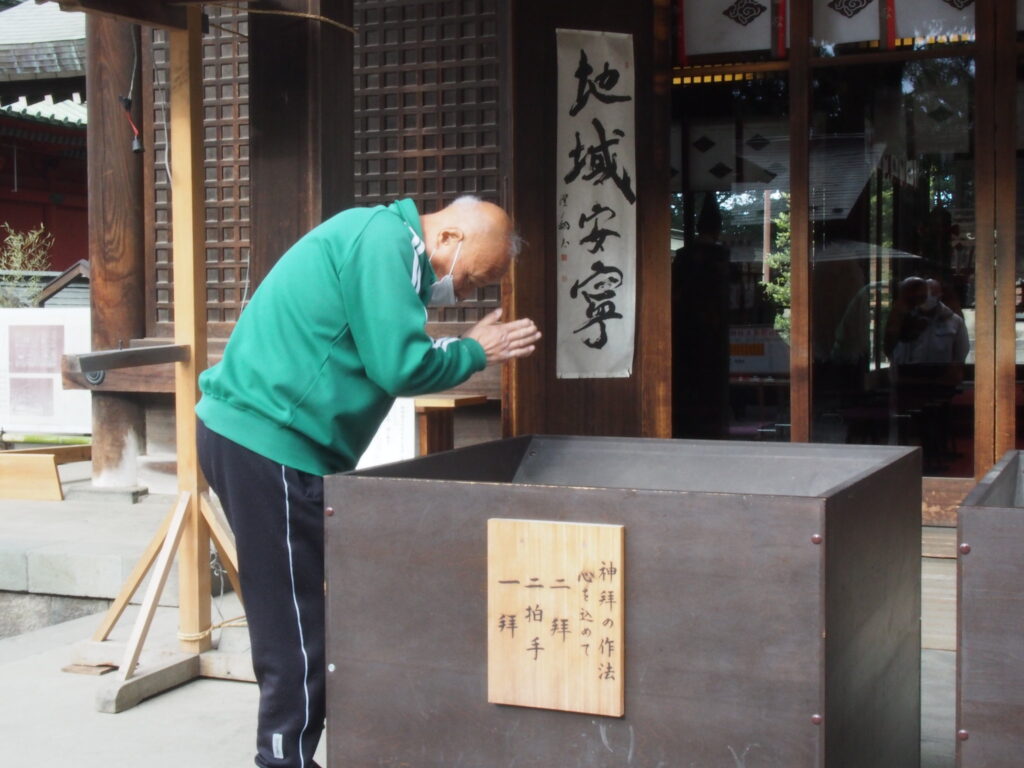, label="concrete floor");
[0,461,958,767]
[0,603,299,768]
